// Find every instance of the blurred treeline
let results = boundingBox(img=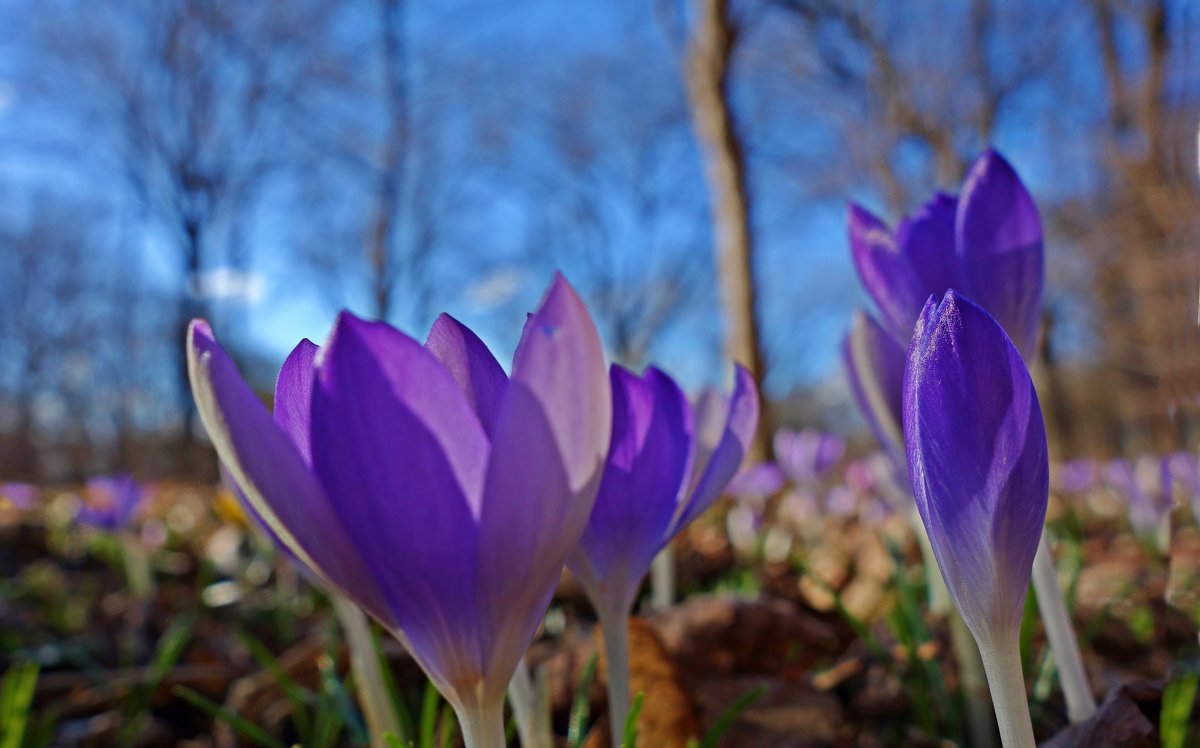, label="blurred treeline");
[0,0,1197,481]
